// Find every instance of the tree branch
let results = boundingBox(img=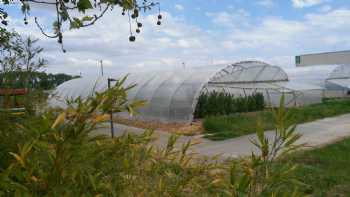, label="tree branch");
[81,4,110,27]
[34,17,59,38]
